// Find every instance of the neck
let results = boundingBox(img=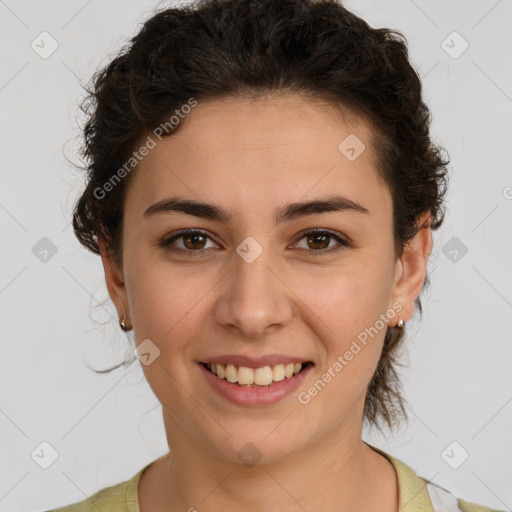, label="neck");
[139,410,398,512]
